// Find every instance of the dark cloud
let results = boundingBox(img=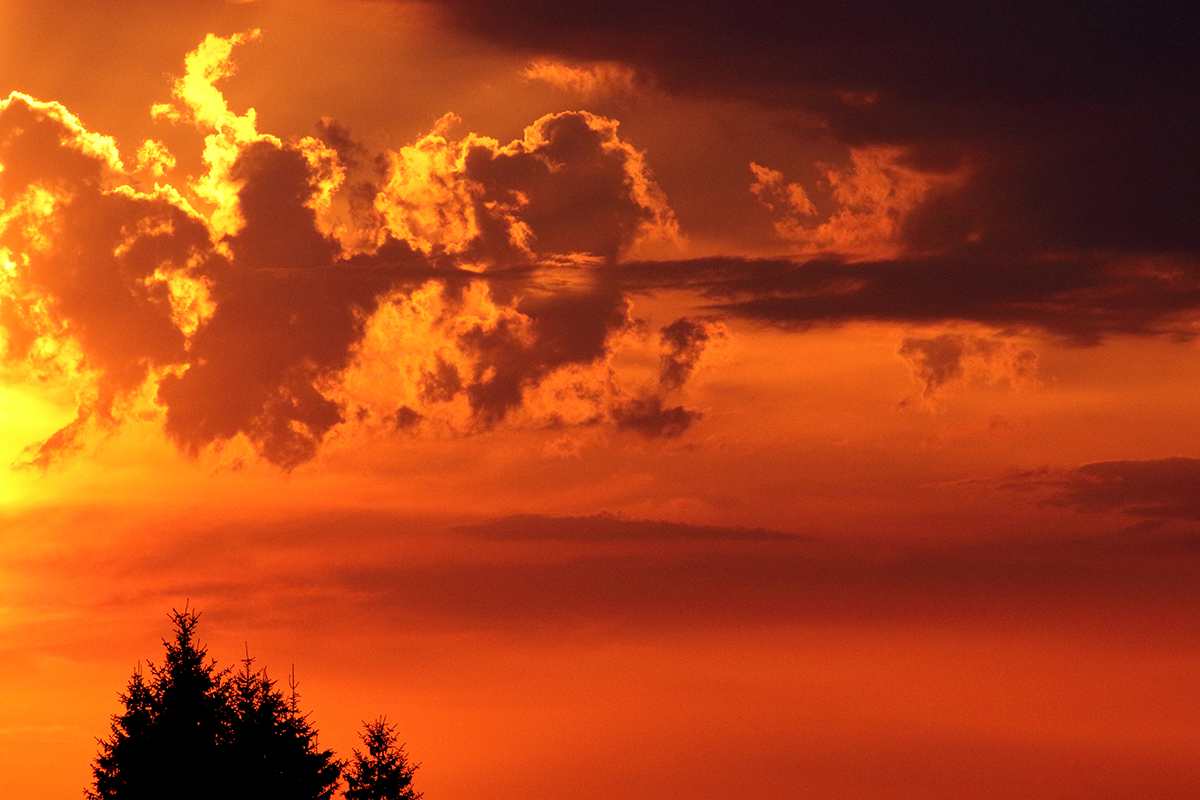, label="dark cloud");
[448,287,631,424]
[0,94,115,193]
[898,335,972,397]
[34,15,1191,472]
[157,138,402,469]
[1,94,434,469]
[426,2,1200,347]
[658,317,715,391]
[429,0,1196,108]
[1001,458,1200,522]
[429,1,1200,258]
[605,252,1200,344]
[313,117,367,170]
[226,140,341,271]
[14,188,202,389]
[2,71,695,468]
[313,118,386,248]
[613,395,698,438]
[467,111,673,263]
[156,262,404,470]
[390,405,423,430]
[419,356,463,404]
